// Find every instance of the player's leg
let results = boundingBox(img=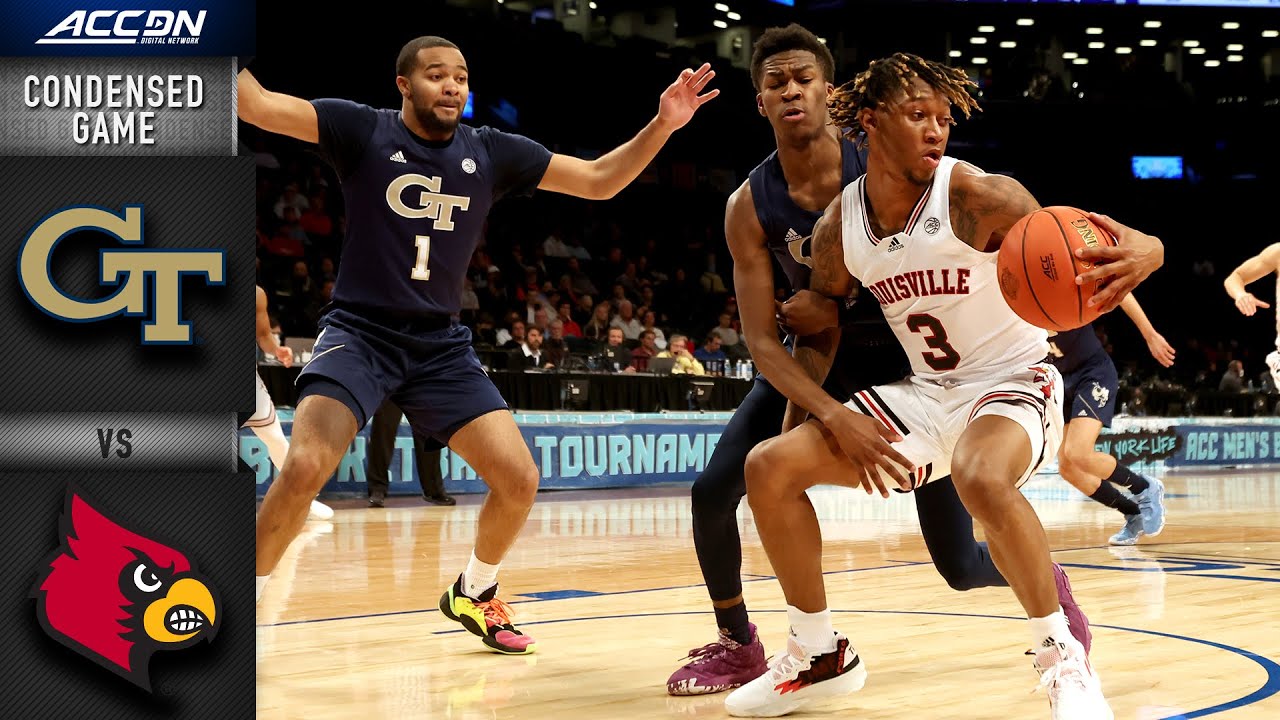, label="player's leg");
[437,409,539,655]
[256,318,394,603]
[1061,359,1165,543]
[246,372,333,520]
[724,419,873,717]
[395,324,538,654]
[951,369,1110,718]
[364,400,402,507]
[668,378,783,695]
[916,477,1092,653]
